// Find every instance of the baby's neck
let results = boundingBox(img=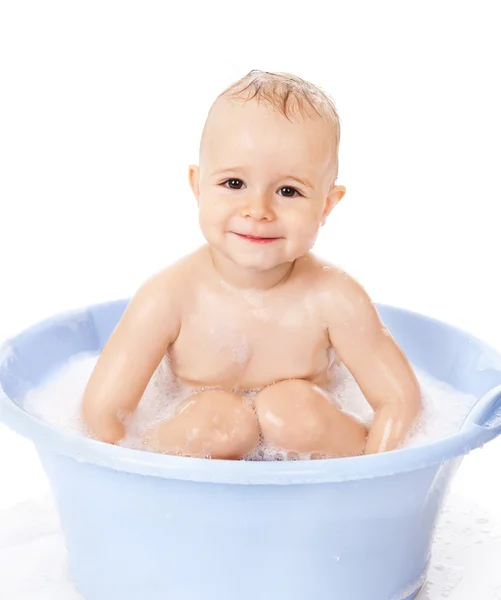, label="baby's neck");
[208,247,296,292]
